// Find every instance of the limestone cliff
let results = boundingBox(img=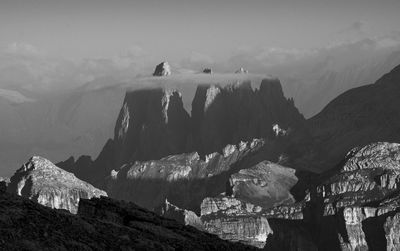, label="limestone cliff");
[160,142,400,250]
[7,156,107,214]
[106,139,264,211]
